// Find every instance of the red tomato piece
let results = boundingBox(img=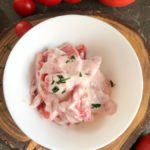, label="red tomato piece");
[15,20,33,38]
[41,73,48,81]
[76,44,86,59]
[42,110,50,119]
[37,102,50,119]
[37,0,62,6]
[37,102,45,111]
[64,0,81,3]
[13,0,36,16]
[135,133,150,150]
[99,0,135,7]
